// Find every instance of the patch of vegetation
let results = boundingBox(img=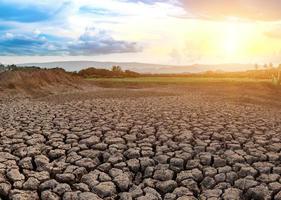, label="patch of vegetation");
[0,64,42,72]
[87,77,273,88]
[78,66,140,78]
